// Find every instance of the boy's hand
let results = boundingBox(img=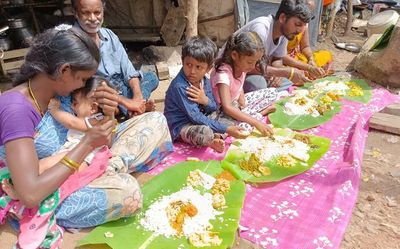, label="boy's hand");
[48,98,61,112]
[226,126,248,139]
[186,85,209,106]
